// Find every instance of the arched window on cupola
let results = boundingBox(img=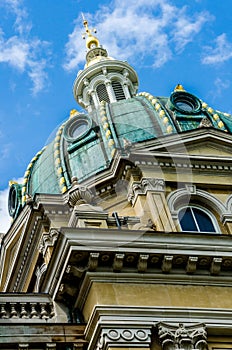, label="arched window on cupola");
[178,205,218,233]
[112,80,126,101]
[96,83,110,103]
